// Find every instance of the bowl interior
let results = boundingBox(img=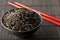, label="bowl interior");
[1,8,42,32]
